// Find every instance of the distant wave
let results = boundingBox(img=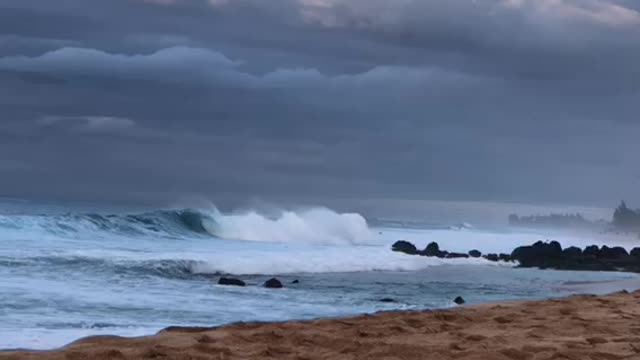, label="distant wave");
[367,218,475,231]
[0,208,217,239]
[1,255,203,280]
[0,206,372,245]
[1,248,502,278]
